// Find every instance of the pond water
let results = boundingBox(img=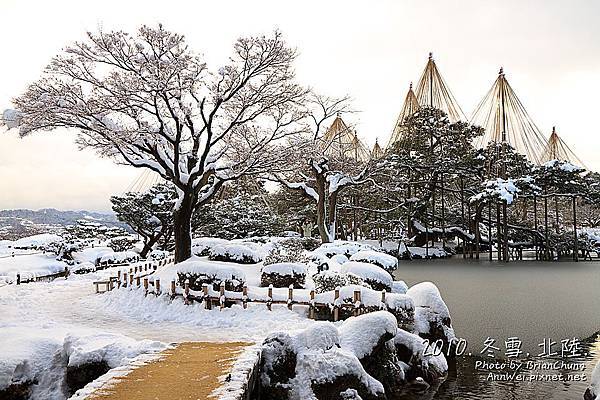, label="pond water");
[393,257,600,399]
